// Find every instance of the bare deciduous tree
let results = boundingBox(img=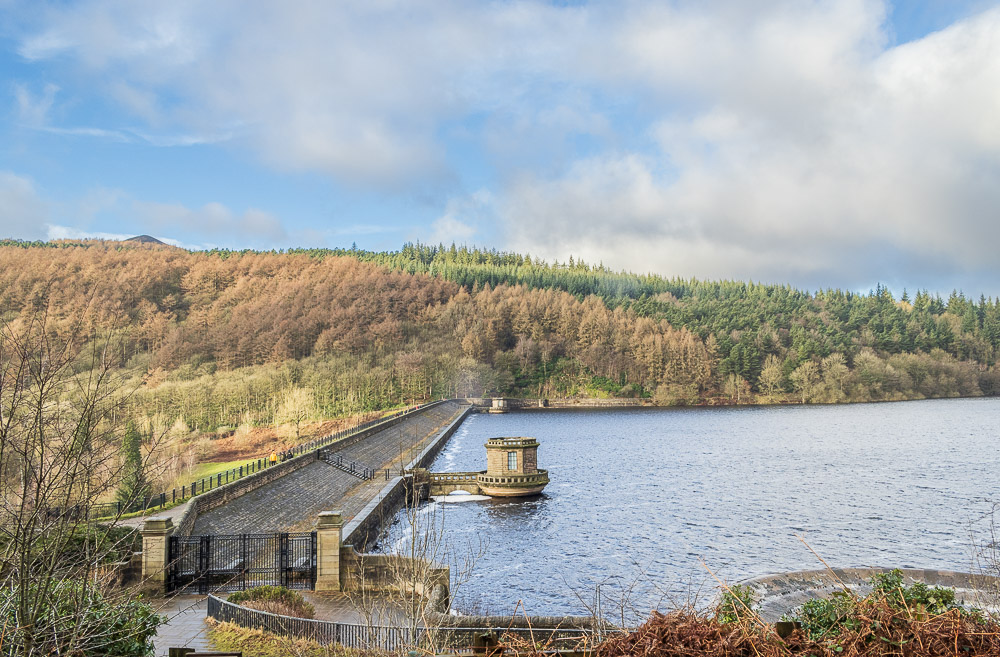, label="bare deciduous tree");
[0,308,162,656]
